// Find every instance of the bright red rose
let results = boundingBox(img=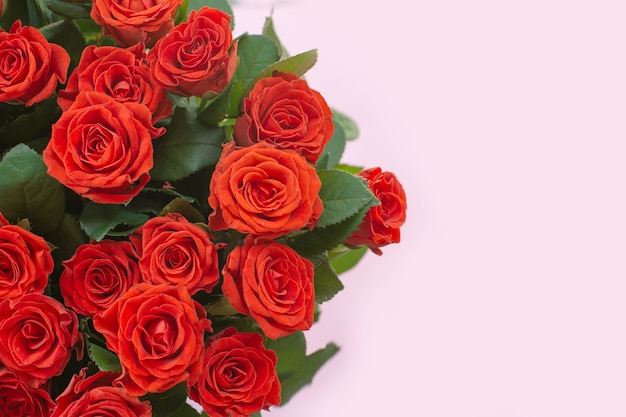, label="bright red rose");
[43,92,164,205]
[90,0,182,47]
[58,43,172,123]
[344,167,407,255]
[188,327,280,417]
[234,71,334,164]
[0,293,83,388]
[0,369,55,416]
[0,21,70,106]
[93,283,211,396]
[208,142,323,238]
[129,213,220,295]
[59,240,142,317]
[222,236,315,340]
[52,368,151,417]
[0,213,53,301]
[148,6,237,97]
